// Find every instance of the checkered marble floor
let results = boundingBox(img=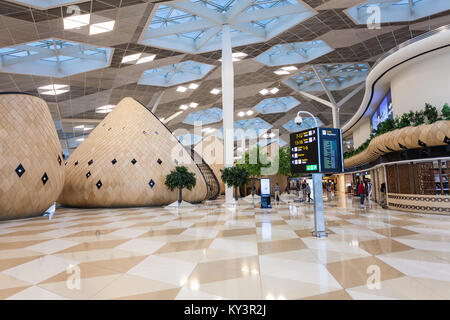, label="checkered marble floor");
[1,194,450,300]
